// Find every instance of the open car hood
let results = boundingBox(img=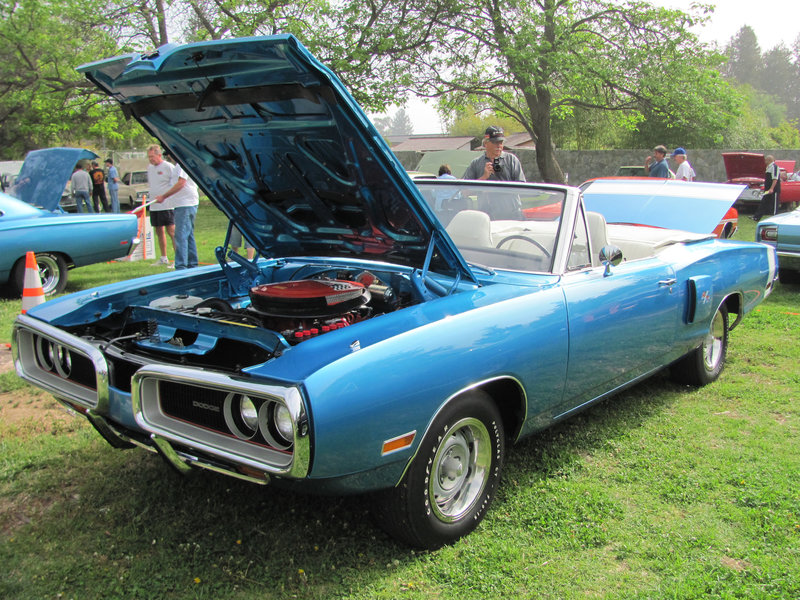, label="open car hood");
[581,178,743,234]
[12,148,98,211]
[722,152,765,181]
[78,35,471,279]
